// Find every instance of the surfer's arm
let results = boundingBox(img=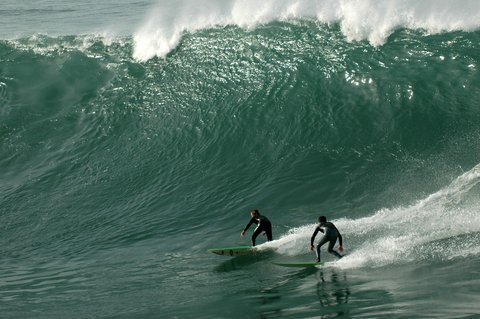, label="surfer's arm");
[241,218,255,236]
